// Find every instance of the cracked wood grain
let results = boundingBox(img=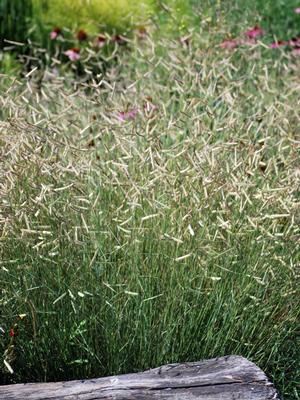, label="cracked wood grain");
[0,355,280,400]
